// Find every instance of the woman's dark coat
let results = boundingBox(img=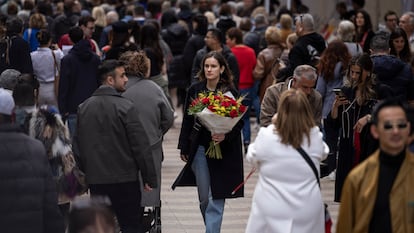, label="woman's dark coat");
[173,81,244,199]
